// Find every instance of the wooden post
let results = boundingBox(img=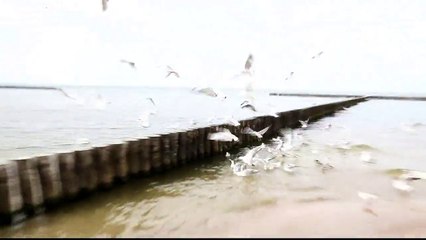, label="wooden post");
[92,145,114,189]
[160,134,172,170]
[126,139,141,177]
[0,161,25,225]
[169,133,179,167]
[177,131,188,166]
[58,152,79,199]
[15,157,44,213]
[150,136,162,173]
[36,154,62,205]
[139,138,151,176]
[75,149,98,193]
